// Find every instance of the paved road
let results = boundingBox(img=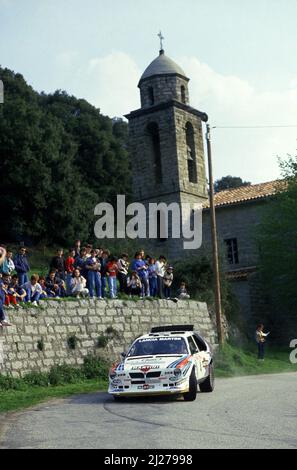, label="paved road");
[1,373,297,449]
